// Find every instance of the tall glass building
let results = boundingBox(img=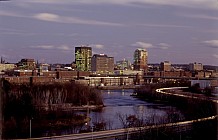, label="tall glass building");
[75,46,92,71]
[116,59,131,70]
[133,48,148,72]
